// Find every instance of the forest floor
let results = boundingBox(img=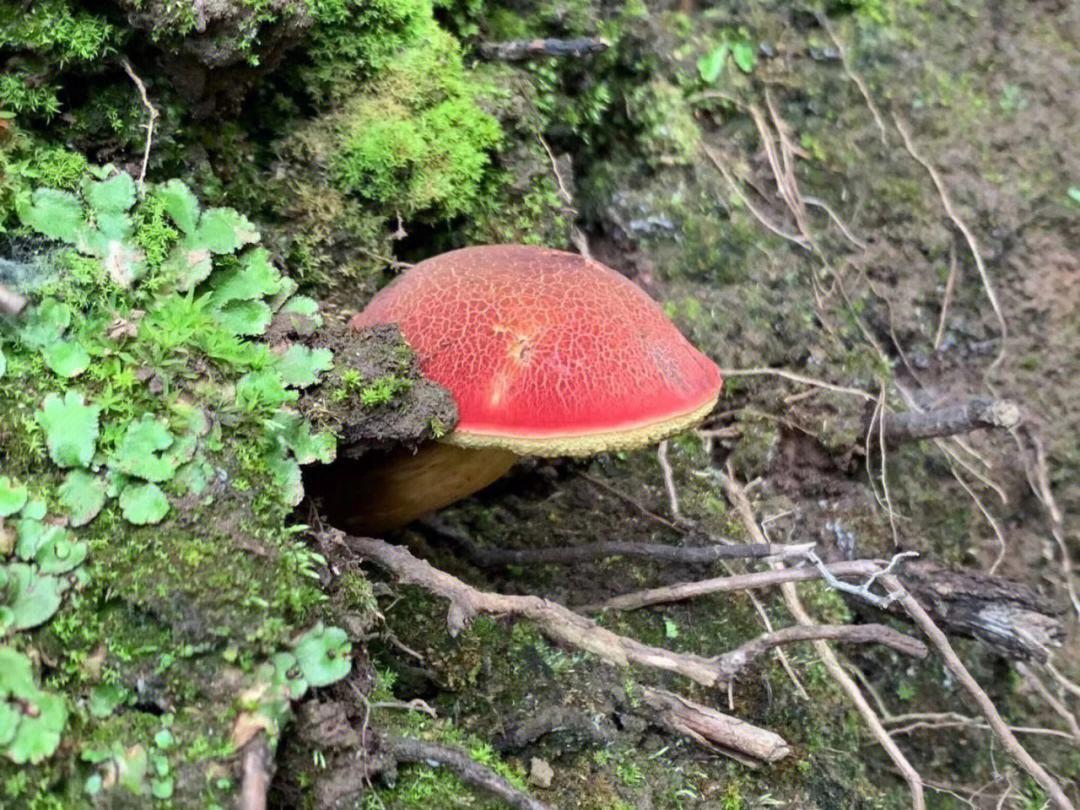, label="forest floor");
[0,0,1077,808]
